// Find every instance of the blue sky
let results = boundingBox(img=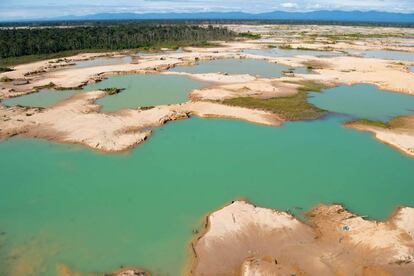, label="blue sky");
[1,0,413,20]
